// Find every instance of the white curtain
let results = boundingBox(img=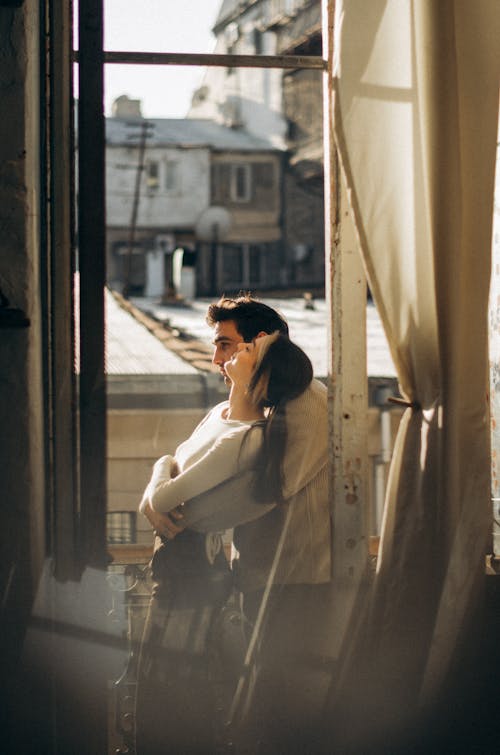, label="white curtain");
[330,0,499,746]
